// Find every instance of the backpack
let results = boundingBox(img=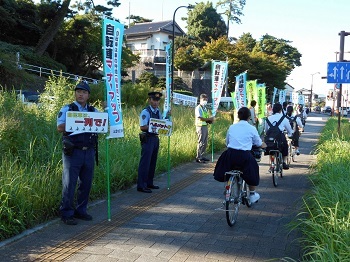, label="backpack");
[264,115,285,151]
